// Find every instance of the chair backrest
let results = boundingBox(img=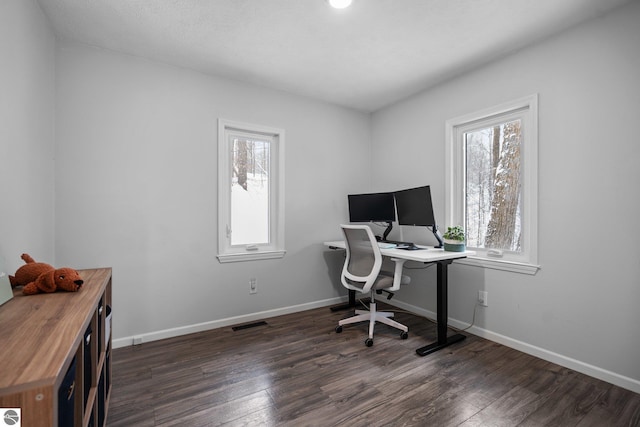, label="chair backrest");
[340,224,383,293]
